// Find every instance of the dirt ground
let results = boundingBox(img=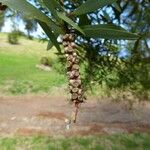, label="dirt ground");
[0,95,150,137]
